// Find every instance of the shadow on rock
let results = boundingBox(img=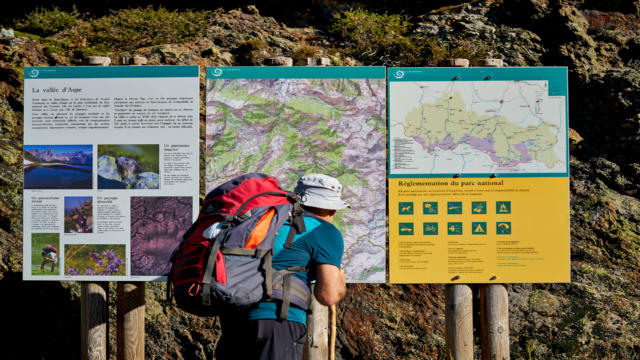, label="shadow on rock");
[0,271,80,360]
